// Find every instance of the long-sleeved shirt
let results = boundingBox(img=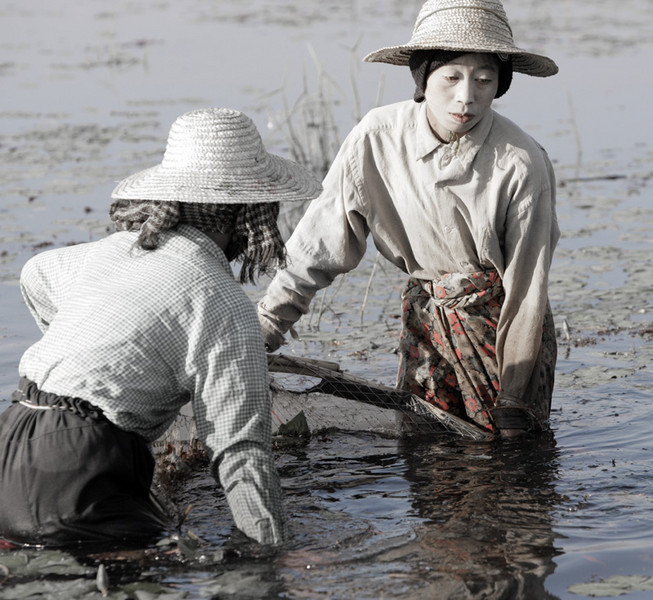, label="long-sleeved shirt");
[259,100,559,403]
[19,224,287,544]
